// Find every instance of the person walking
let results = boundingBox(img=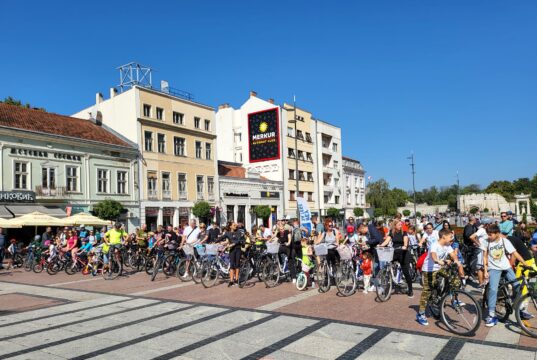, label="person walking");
[0,227,5,270]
